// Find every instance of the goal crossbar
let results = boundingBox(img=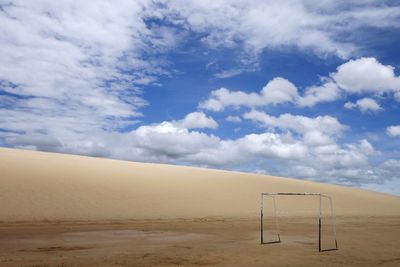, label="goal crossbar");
[260,192,338,252]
